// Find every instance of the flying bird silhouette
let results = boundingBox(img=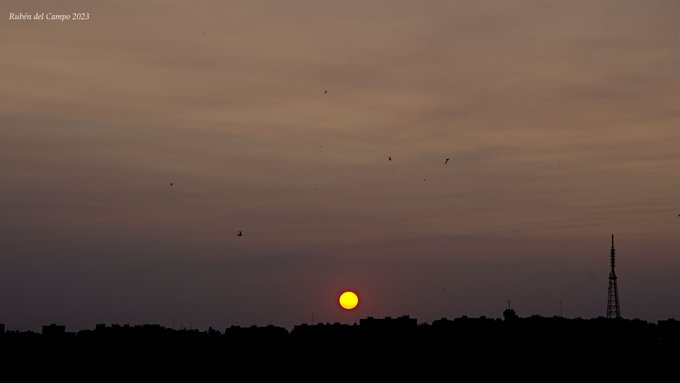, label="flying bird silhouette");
[237,230,243,237]
[444,158,450,165]
[388,156,392,161]
[170,182,174,186]
[324,90,328,94]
